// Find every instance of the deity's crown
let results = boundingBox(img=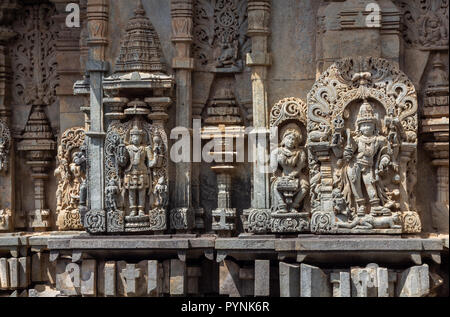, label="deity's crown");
[130,126,145,136]
[356,100,376,126]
